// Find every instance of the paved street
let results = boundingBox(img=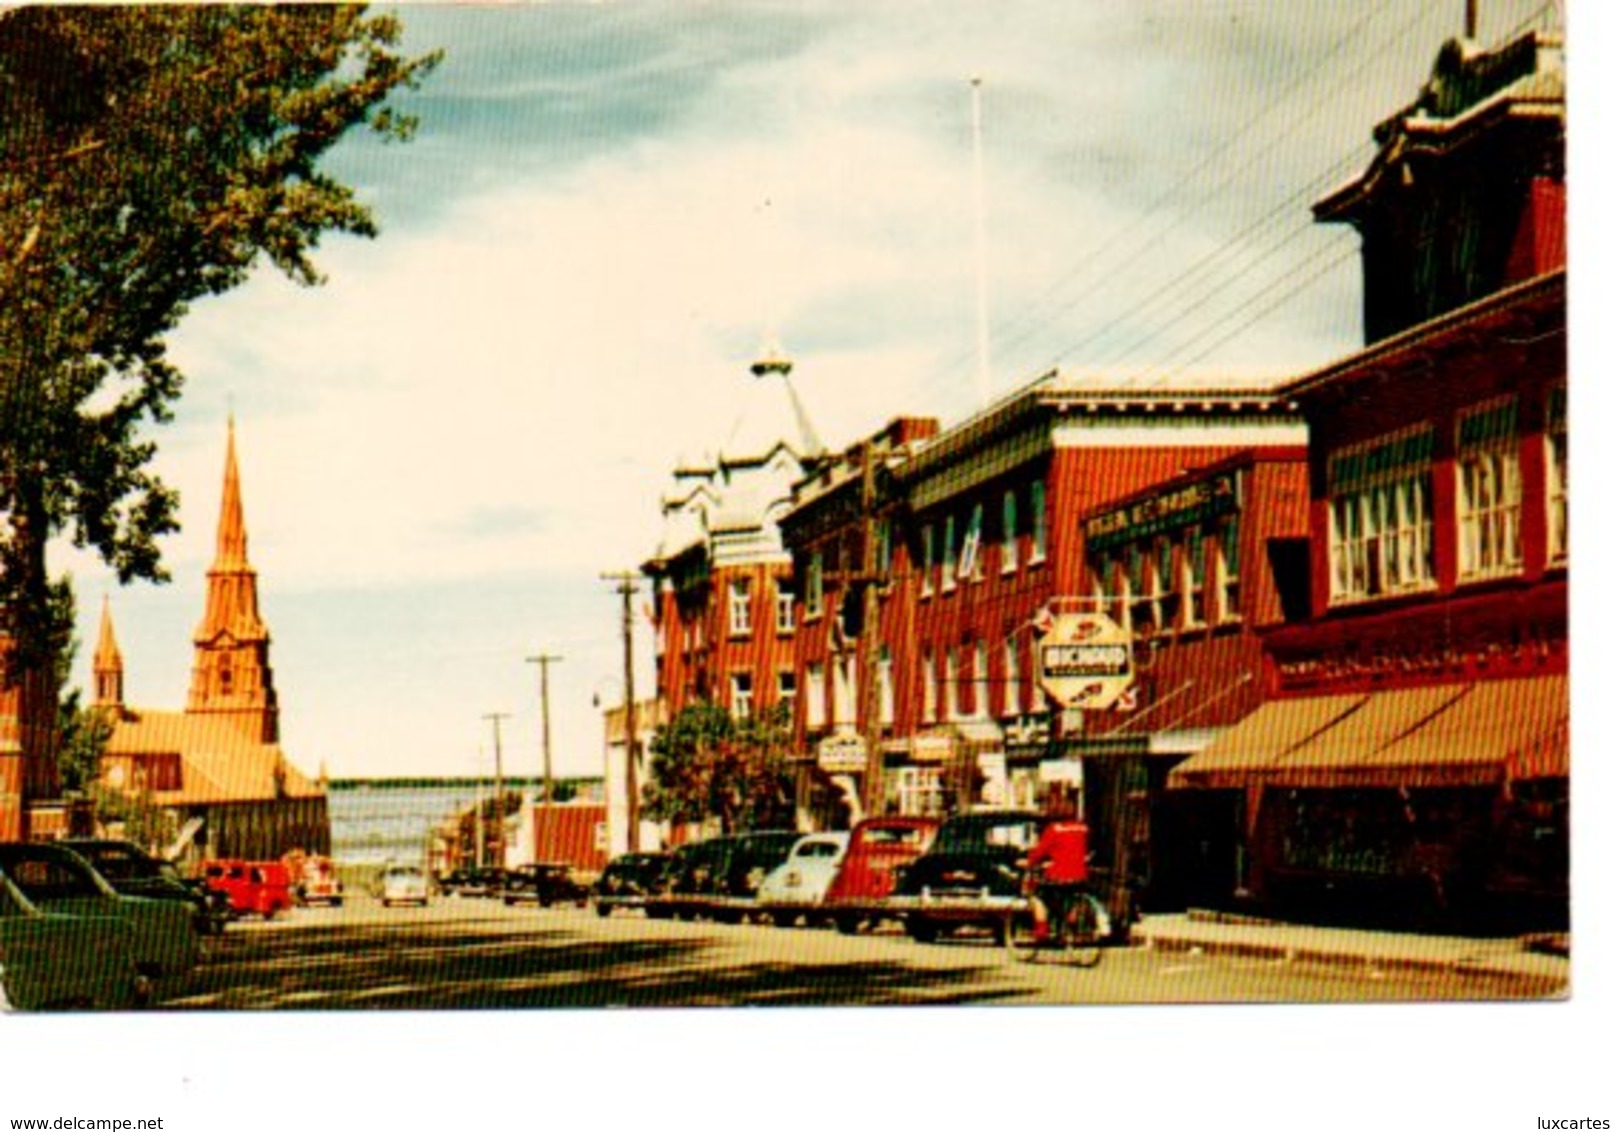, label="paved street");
[154,896,1558,1010]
